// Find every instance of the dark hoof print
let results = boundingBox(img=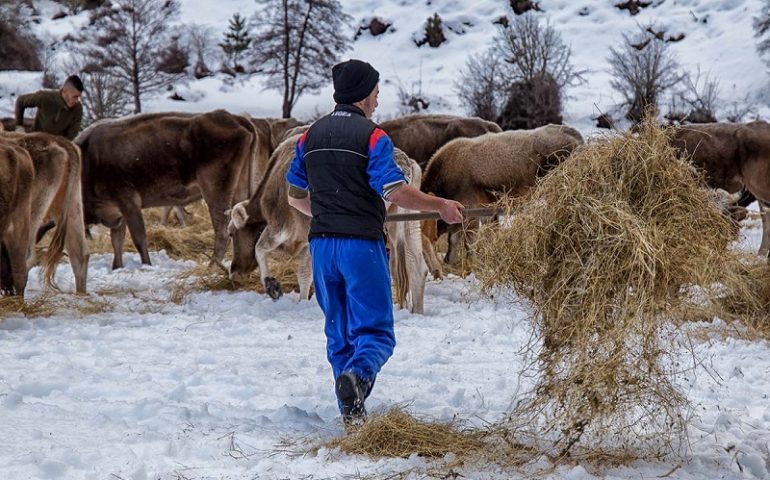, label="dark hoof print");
[265,277,283,300]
